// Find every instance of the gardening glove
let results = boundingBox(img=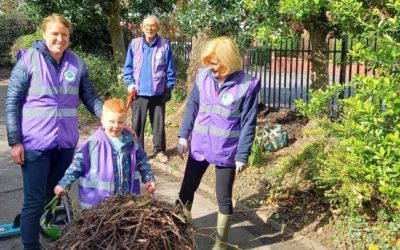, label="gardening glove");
[235,161,247,174]
[163,88,172,103]
[127,84,137,93]
[177,137,188,158]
